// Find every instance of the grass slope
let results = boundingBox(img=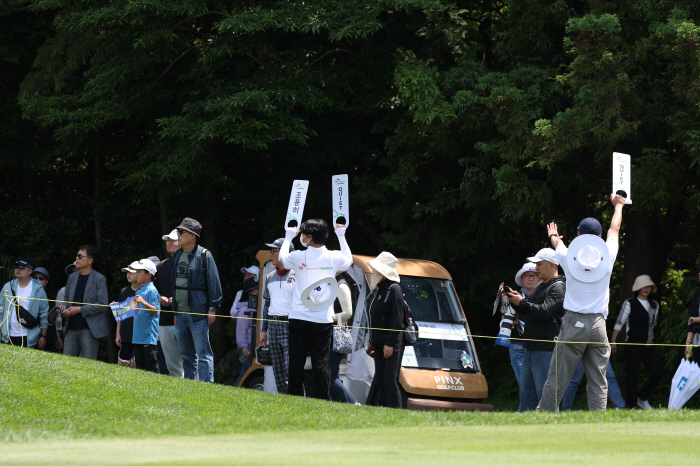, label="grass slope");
[1,346,699,465]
